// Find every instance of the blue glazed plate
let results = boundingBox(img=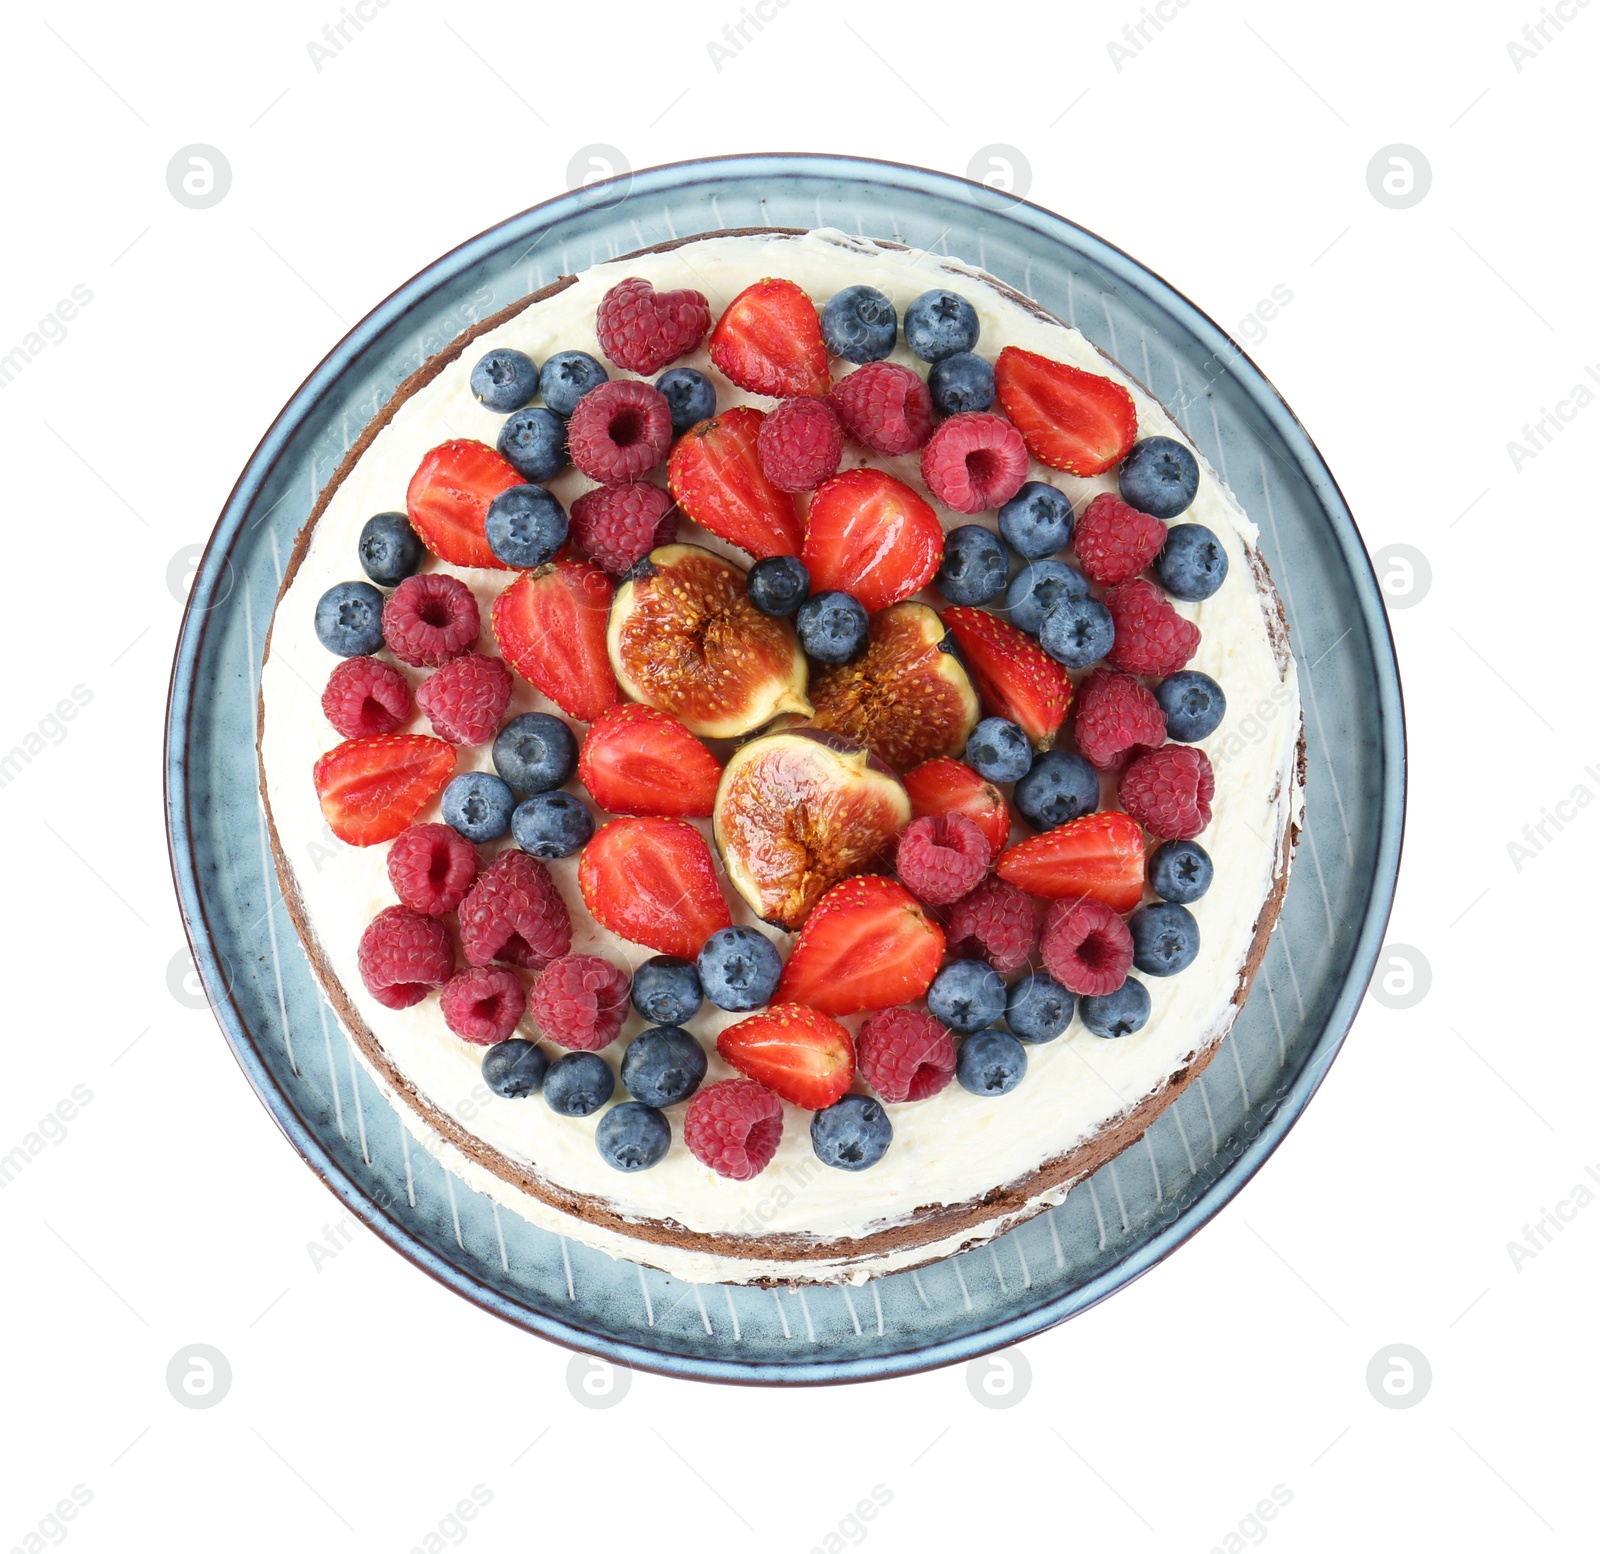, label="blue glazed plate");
[165,153,1403,1384]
